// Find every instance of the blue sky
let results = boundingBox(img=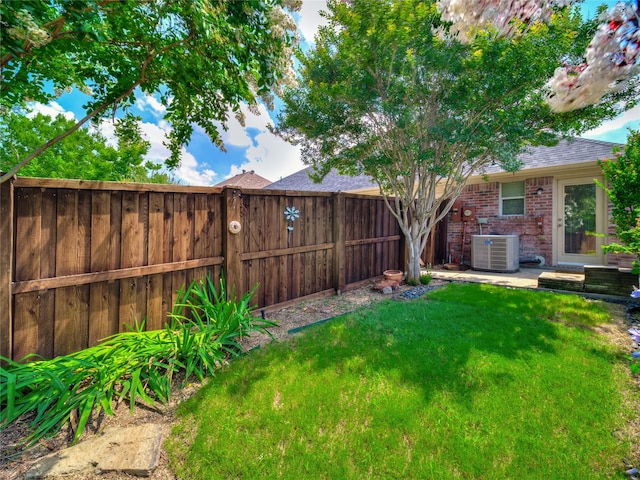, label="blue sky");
[34,0,639,185]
